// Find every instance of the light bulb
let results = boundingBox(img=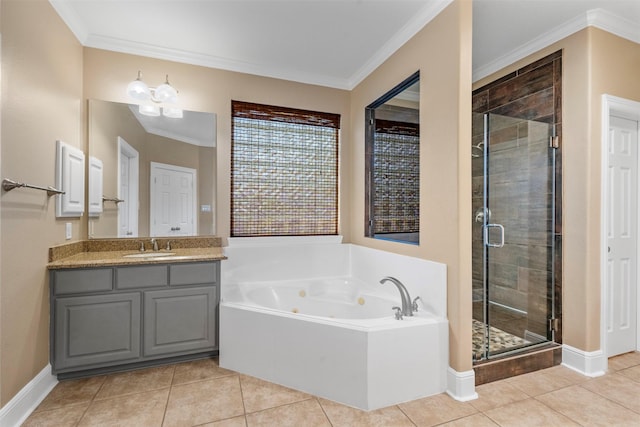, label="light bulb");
[154,83,178,104]
[126,71,151,101]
